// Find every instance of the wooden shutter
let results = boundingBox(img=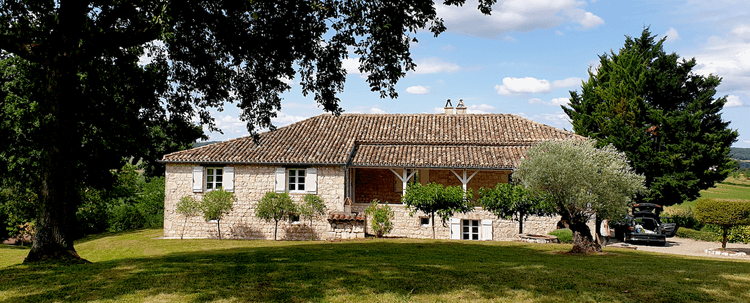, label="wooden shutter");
[223,167,234,192]
[450,218,461,240]
[192,166,203,193]
[305,168,317,194]
[275,167,286,193]
[481,219,493,241]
